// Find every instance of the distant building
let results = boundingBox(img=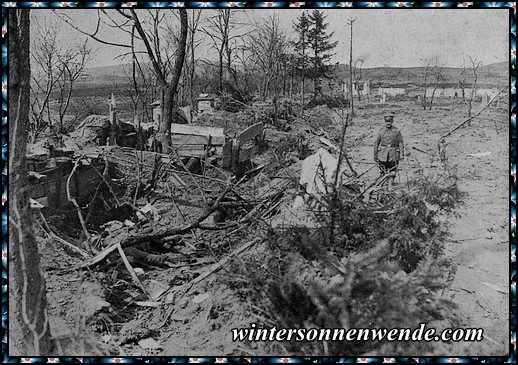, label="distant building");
[378,87,406,97]
[424,87,462,98]
[149,100,191,124]
[197,94,214,114]
[149,100,161,125]
[363,79,371,96]
[343,80,371,98]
